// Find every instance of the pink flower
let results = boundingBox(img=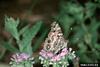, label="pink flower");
[12,53,22,62]
[11,53,30,63]
[62,48,67,52]
[51,55,61,62]
[47,52,54,58]
[60,48,68,57]
[39,50,48,59]
[39,48,69,62]
[20,53,30,60]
